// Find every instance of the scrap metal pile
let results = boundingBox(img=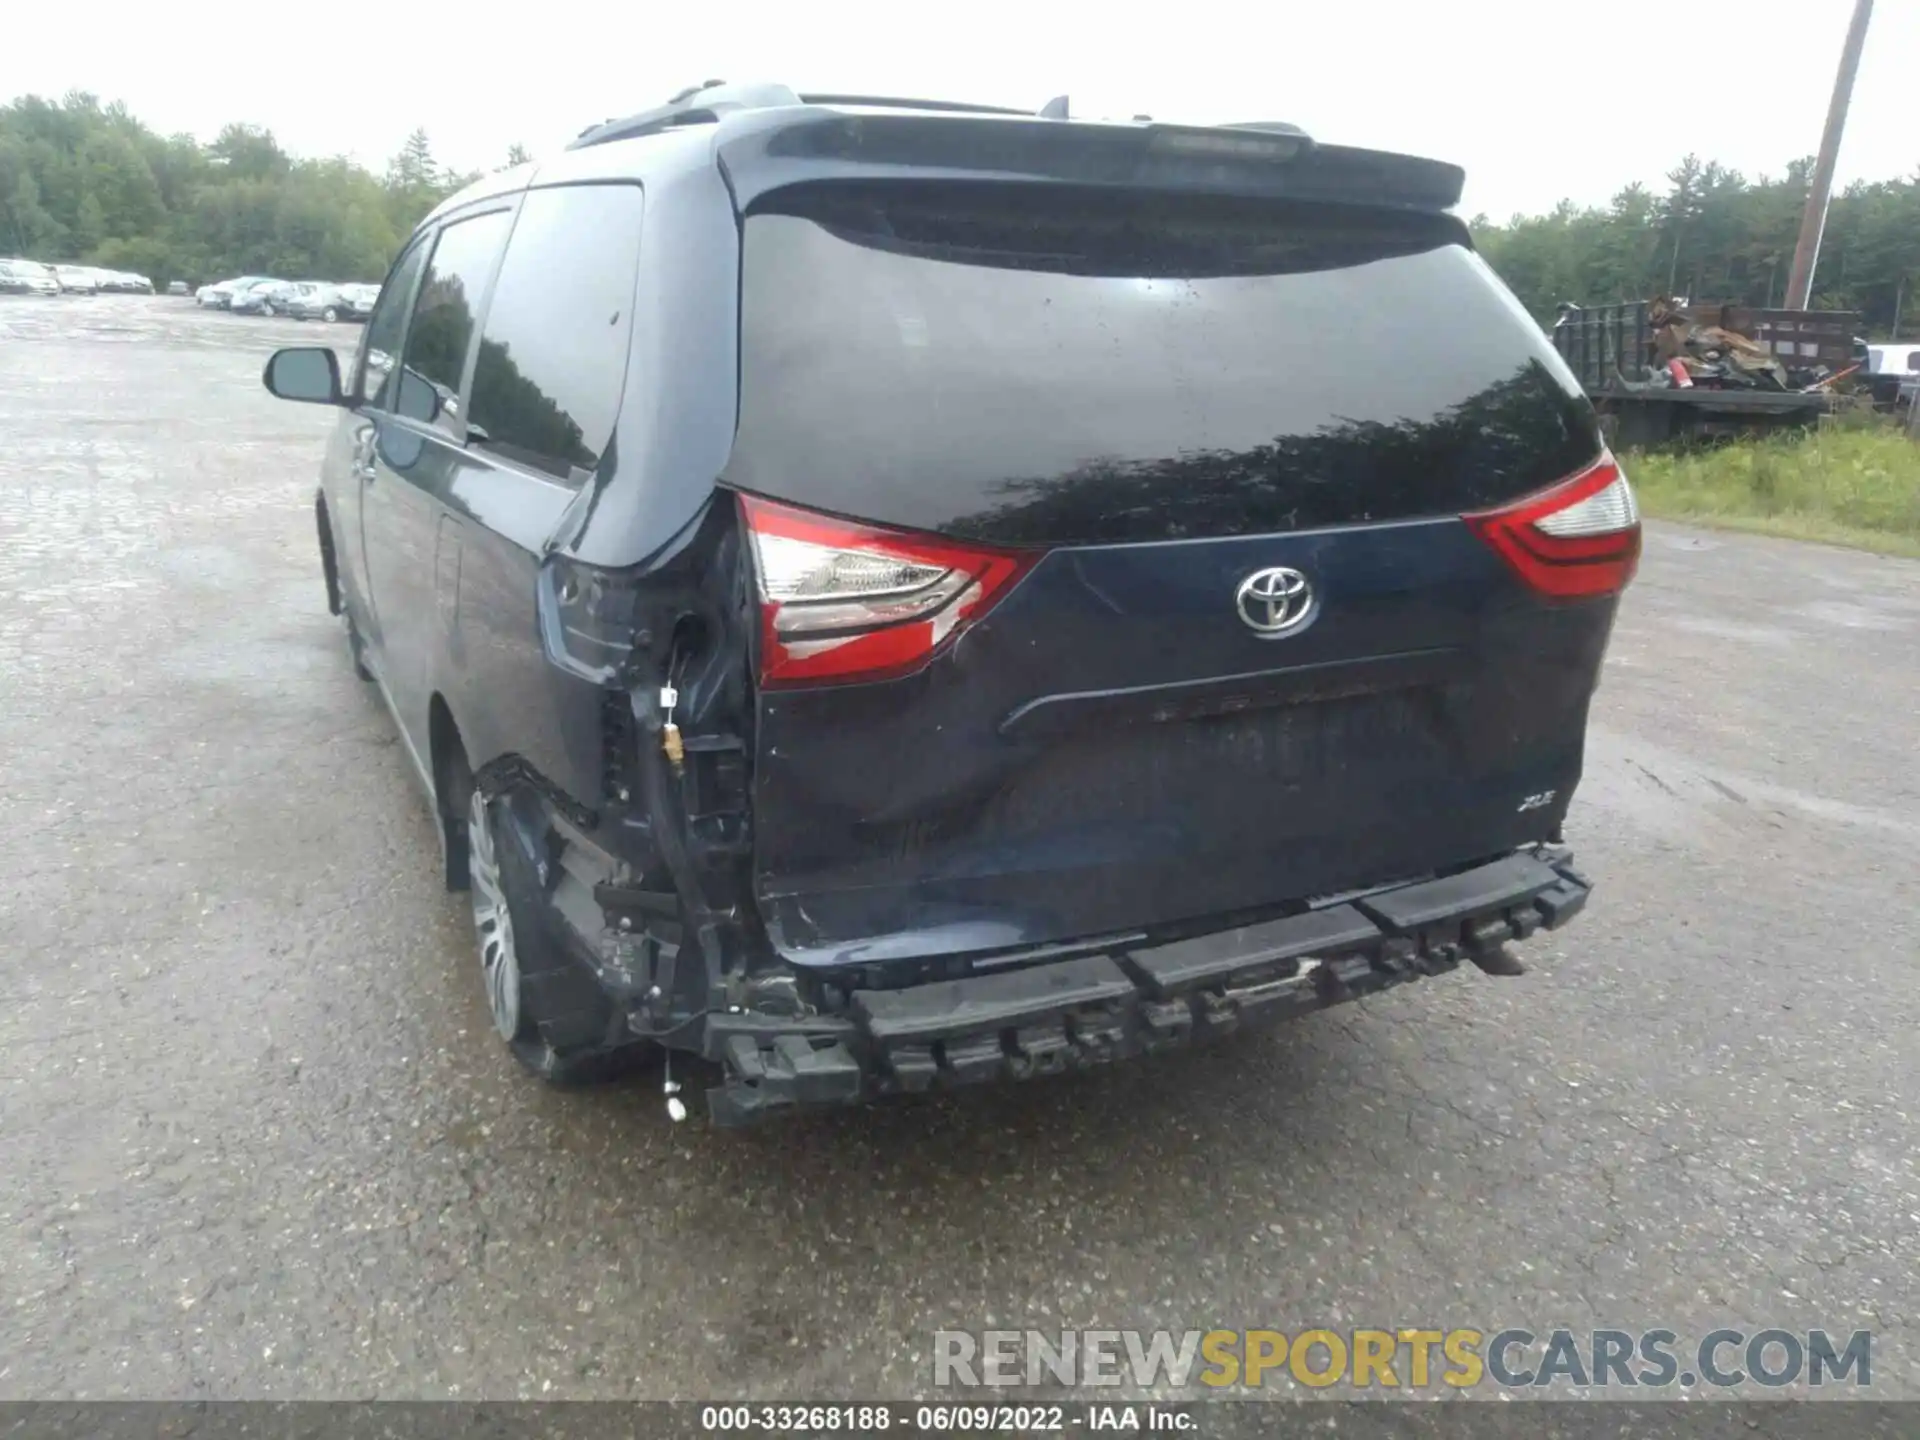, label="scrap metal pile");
[1642,299,1859,393]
